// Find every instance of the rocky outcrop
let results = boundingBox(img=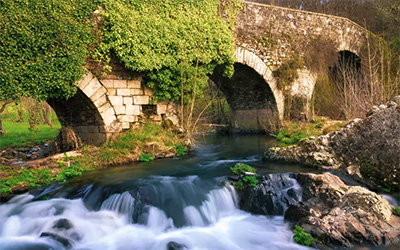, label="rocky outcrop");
[237,173,302,215]
[285,173,400,248]
[264,96,400,191]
